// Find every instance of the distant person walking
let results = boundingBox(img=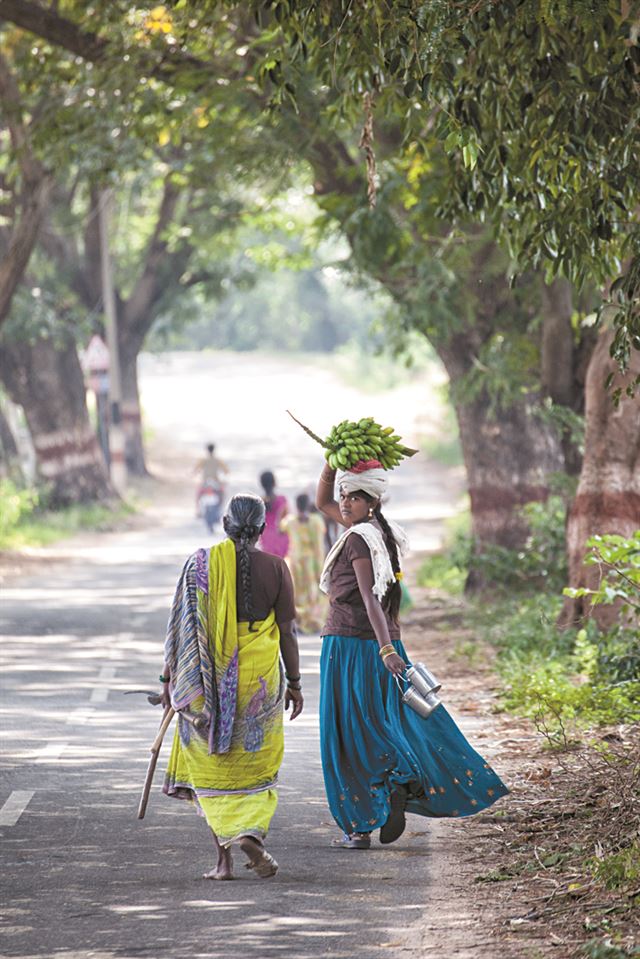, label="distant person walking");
[258,470,289,558]
[161,494,303,880]
[316,460,508,849]
[286,493,327,634]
